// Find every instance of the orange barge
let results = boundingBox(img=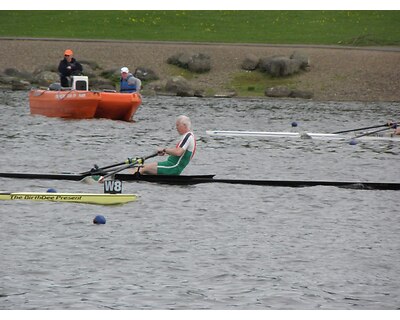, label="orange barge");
[29,76,142,121]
